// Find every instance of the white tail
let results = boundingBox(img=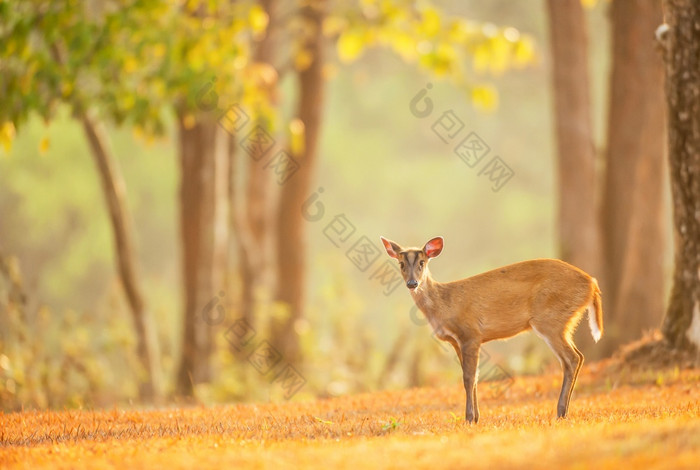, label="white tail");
[587,278,603,343]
